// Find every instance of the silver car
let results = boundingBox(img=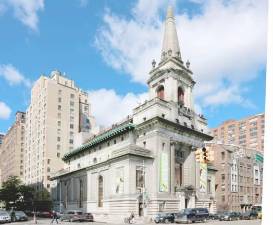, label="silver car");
[60,210,84,222]
[0,211,11,223]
